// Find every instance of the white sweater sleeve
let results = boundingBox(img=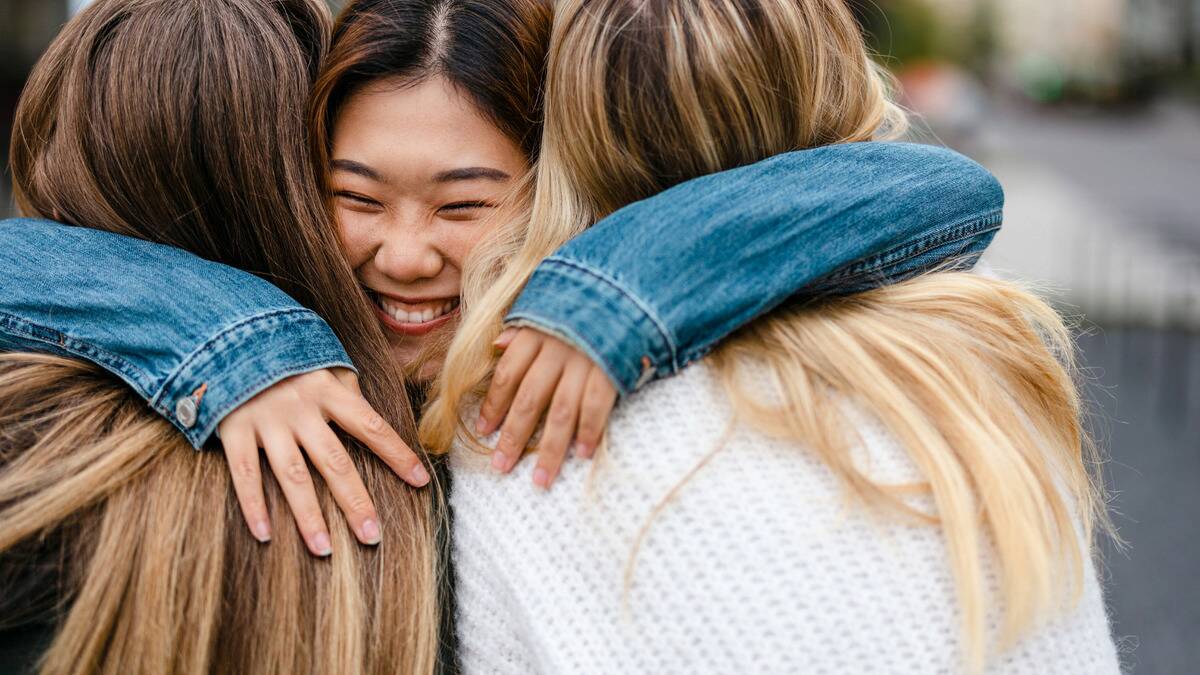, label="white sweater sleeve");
[449,365,1120,675]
